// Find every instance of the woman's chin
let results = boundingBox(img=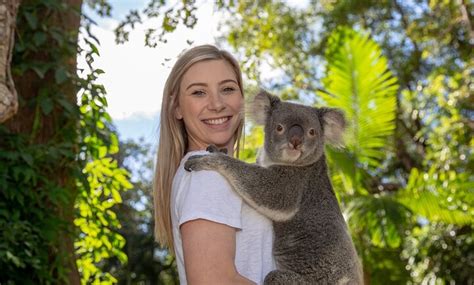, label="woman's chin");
[206,132,236,147]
